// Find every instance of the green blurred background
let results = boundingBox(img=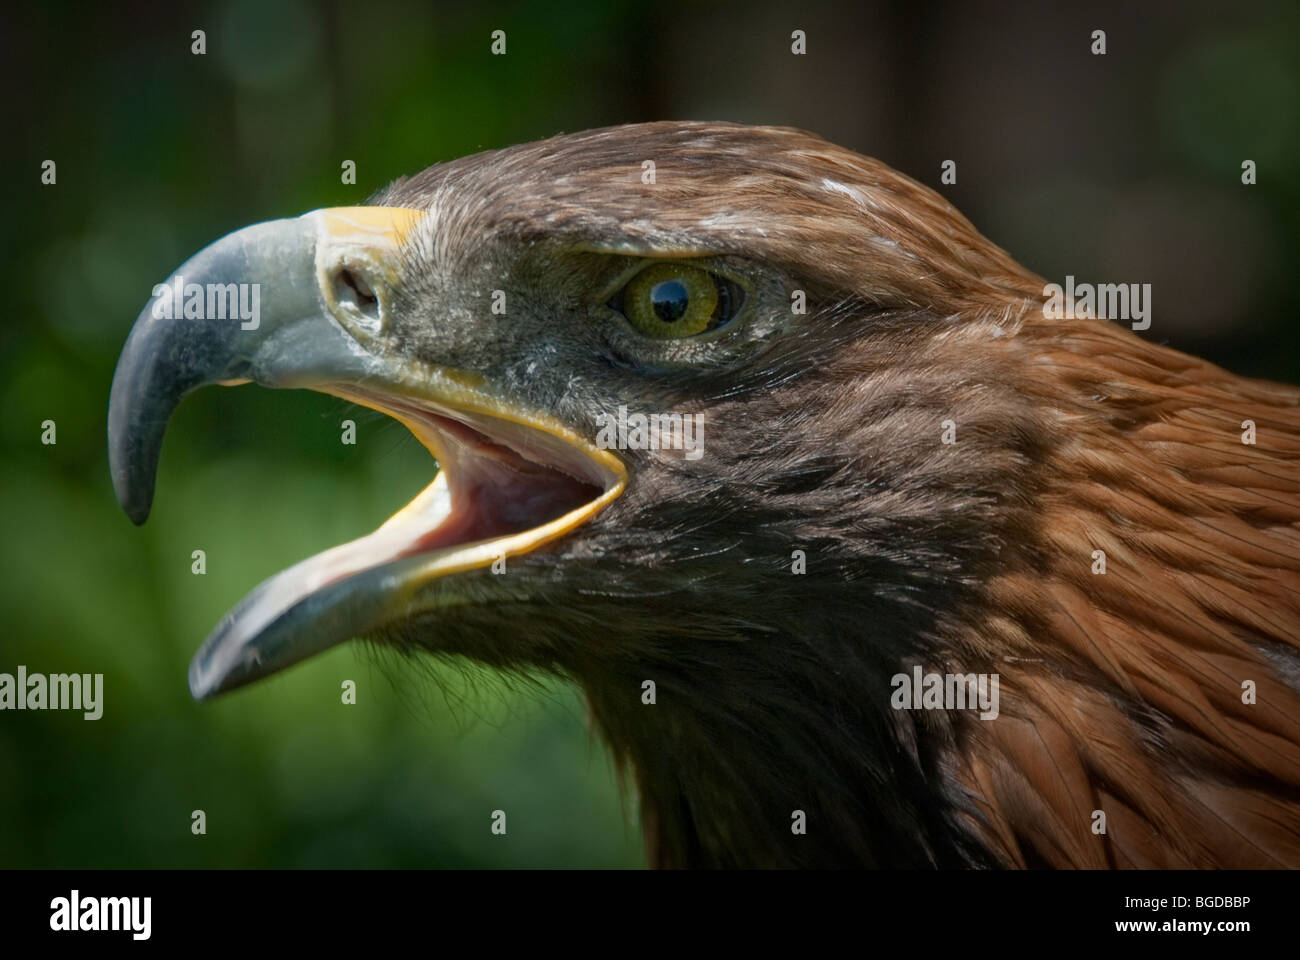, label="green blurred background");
[1,0,1297,867]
